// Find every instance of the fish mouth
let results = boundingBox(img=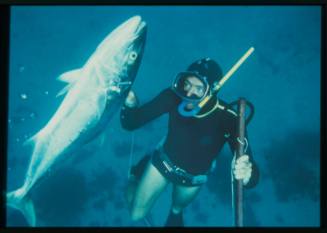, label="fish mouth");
[128,15,146,35]
[135,19,147,36]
